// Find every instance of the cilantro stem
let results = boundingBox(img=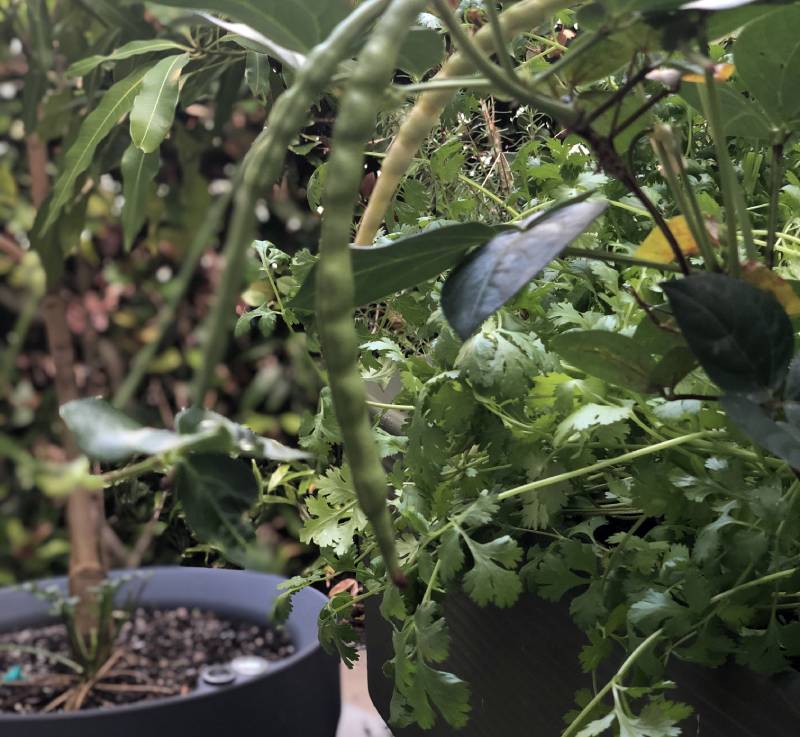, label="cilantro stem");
[710,567,799,605]
[366,400,415,412]
[498,431,713,501]
[457,173,521,218]
[560,628,663,737]
[423,559,441,605]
